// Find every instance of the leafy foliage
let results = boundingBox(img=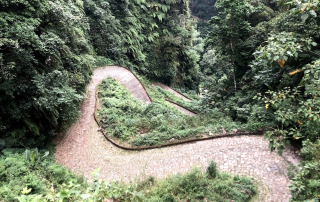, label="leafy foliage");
[207,160,218,179]
[189,0,217,38]
[199,0,278,119]
[97,78,258,146]
[142,167,256,202]
[84,0,200,88]
[5,152,256,202]
[0,148,86,201]
[190,0,217,21]
[289,139,320,201]
[202,0,320,200]
[249,2,320,156]
[0,0,202,148]
[0,0,94,148]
